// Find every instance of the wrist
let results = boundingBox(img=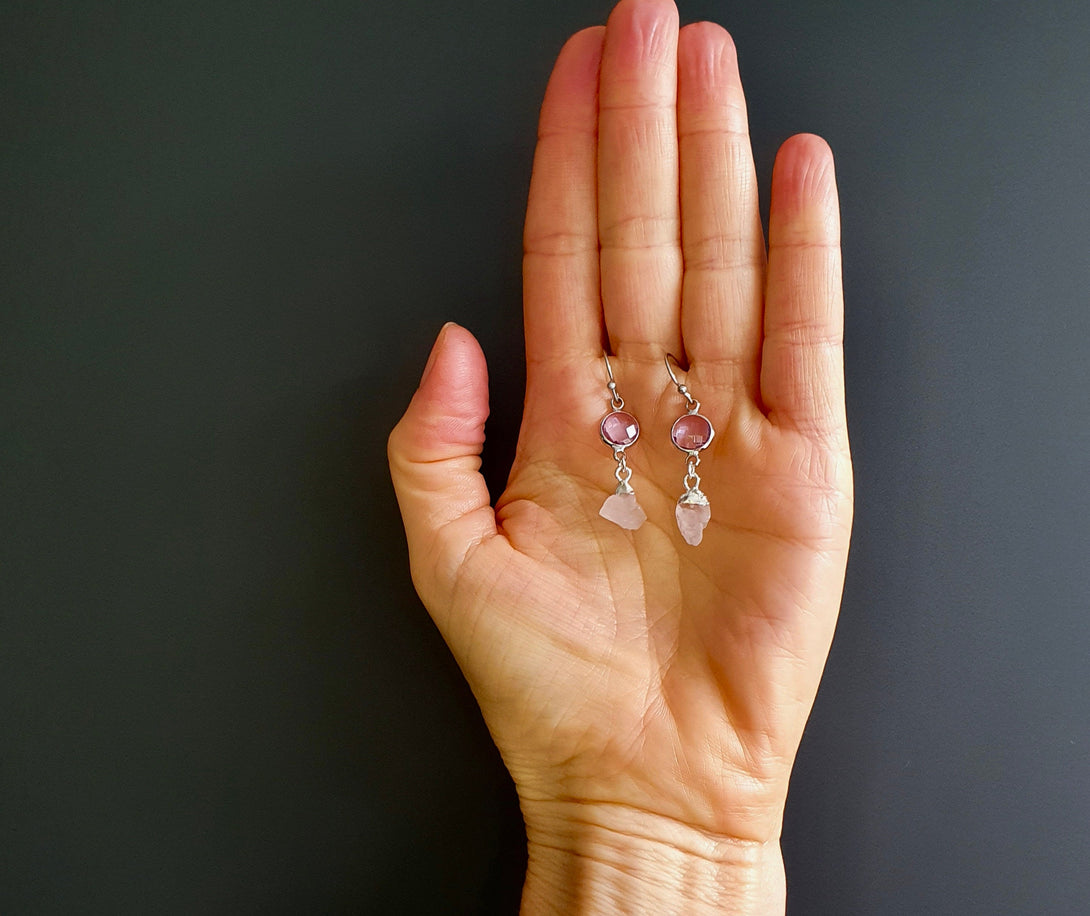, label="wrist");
[519,800,786,915]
